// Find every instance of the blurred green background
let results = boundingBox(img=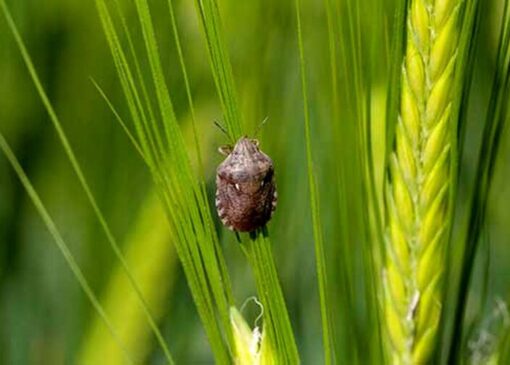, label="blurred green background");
[1,0,509,364]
